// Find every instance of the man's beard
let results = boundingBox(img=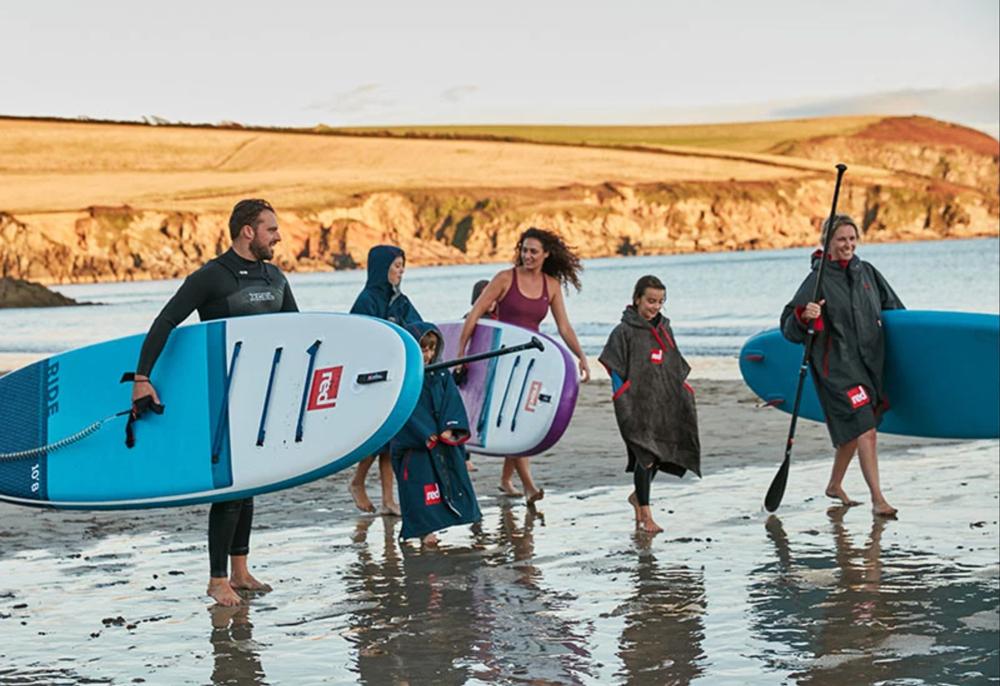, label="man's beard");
[249,239,274,261]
